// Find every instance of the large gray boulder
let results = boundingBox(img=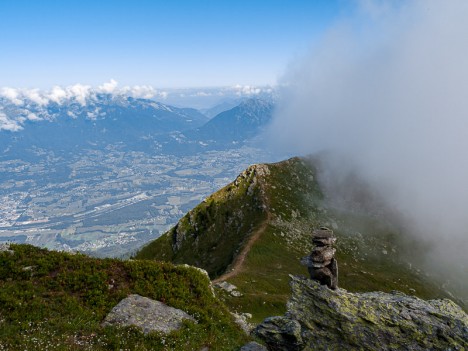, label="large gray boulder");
[102,294,196,335]
[254,276,468,350]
